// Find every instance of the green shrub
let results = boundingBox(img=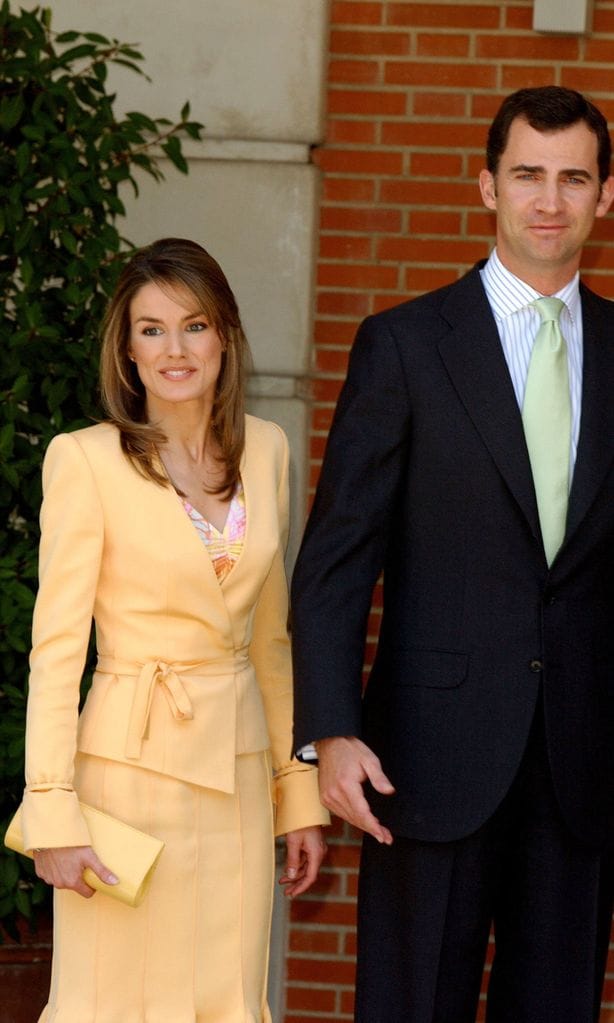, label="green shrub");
[0,2,202,935]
